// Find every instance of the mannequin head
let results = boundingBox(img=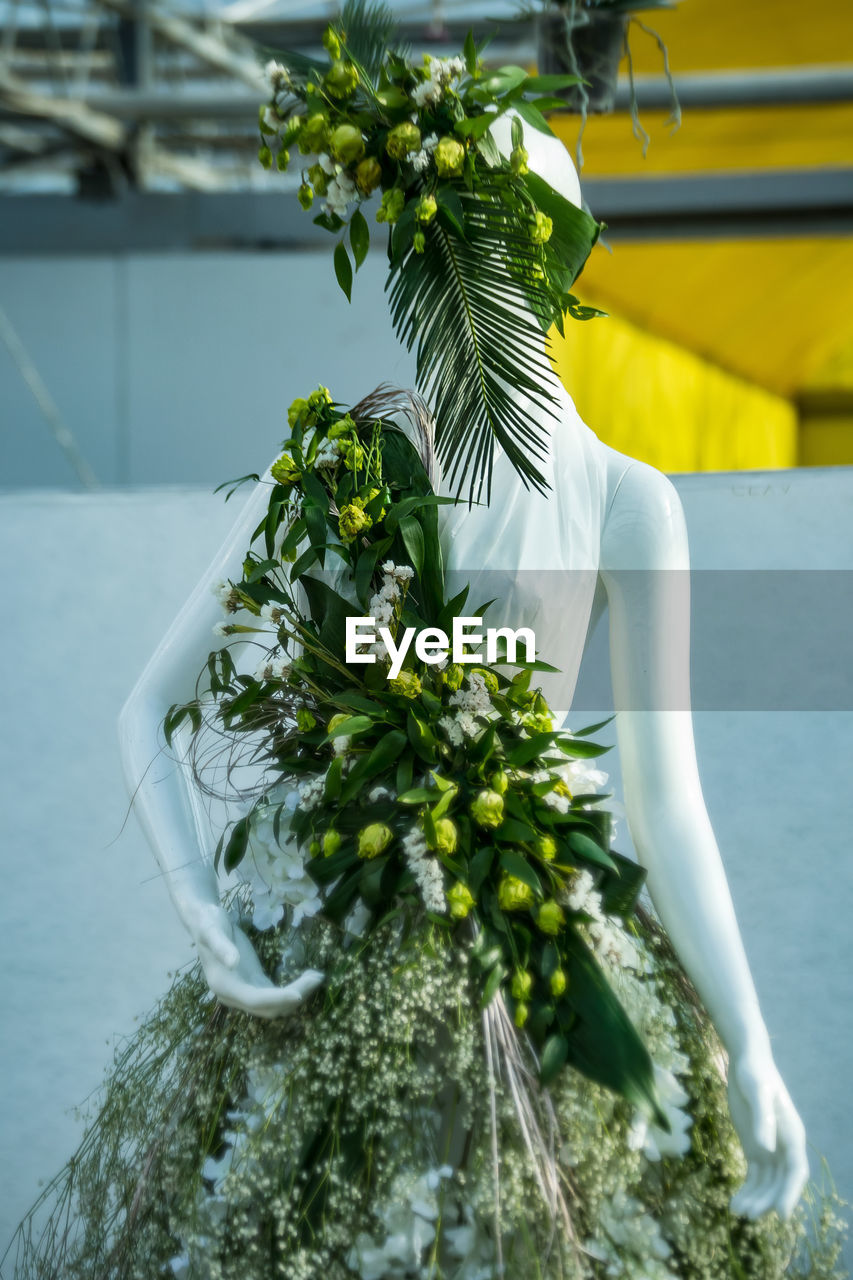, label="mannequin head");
[488,110,583,211]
